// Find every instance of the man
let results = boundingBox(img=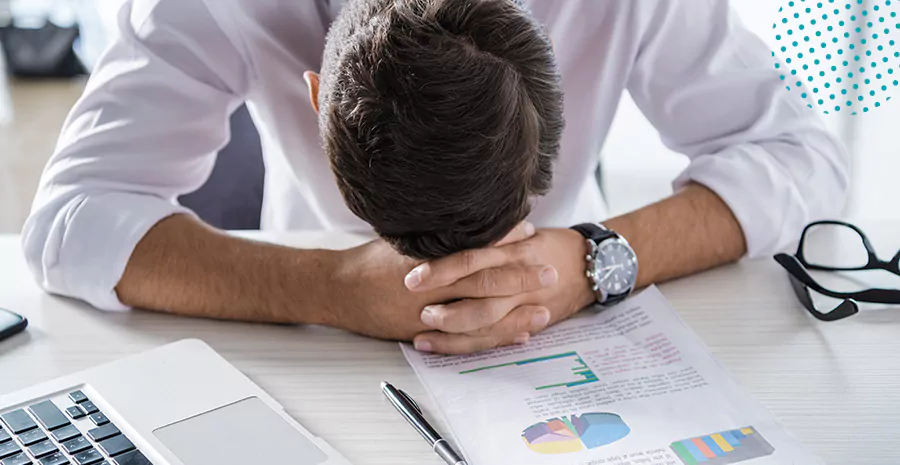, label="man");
[23,0,848,355]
